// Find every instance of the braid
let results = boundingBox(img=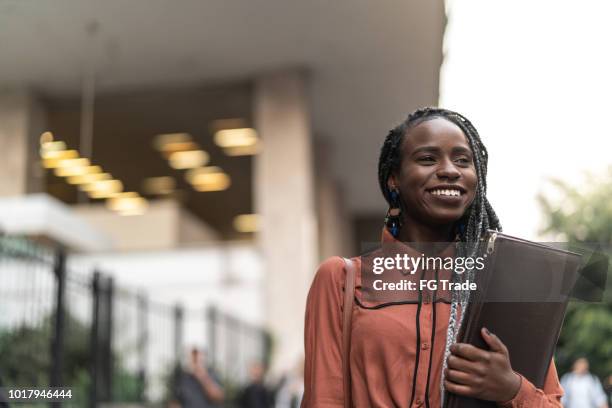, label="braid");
[377,107,502,402]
